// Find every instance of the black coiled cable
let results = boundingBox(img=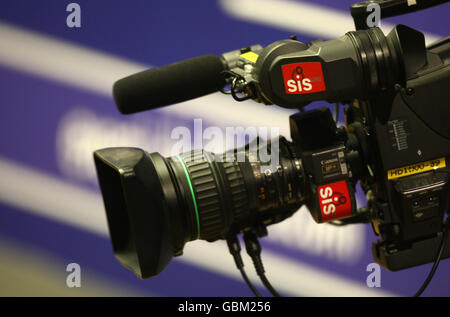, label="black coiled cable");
[226,233,261,297]
[244,231,281,297]
[414,217,450,297]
